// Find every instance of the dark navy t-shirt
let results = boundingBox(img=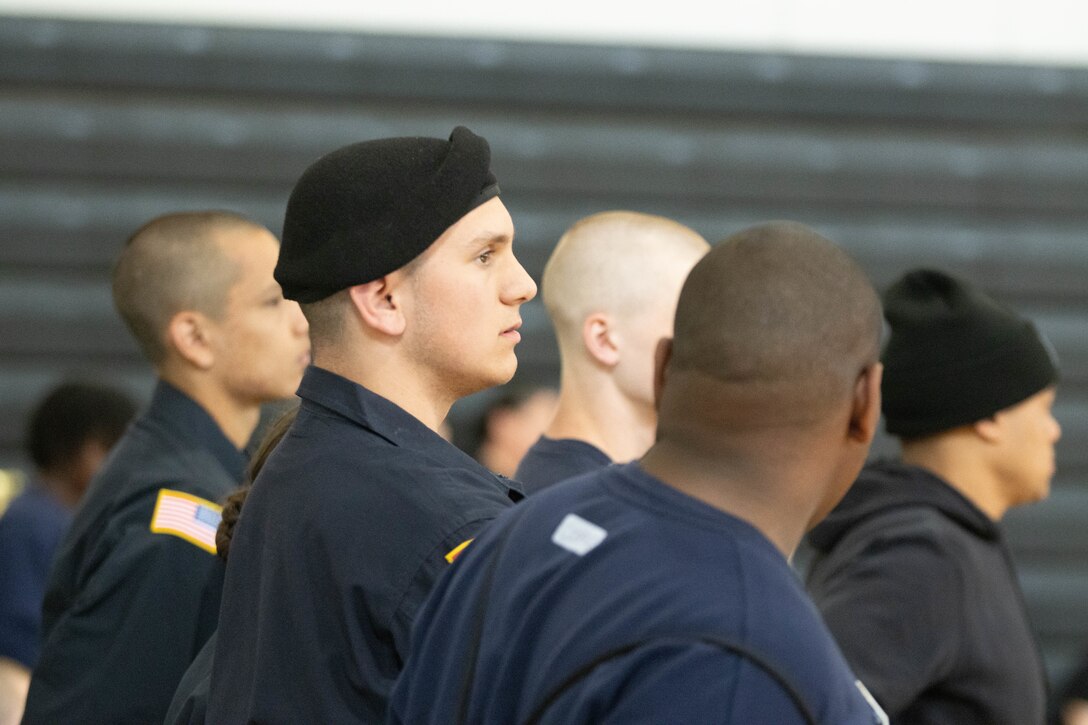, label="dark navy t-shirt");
[514,435,612,494]
[391,462,887,724]
[0,483,71,668]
